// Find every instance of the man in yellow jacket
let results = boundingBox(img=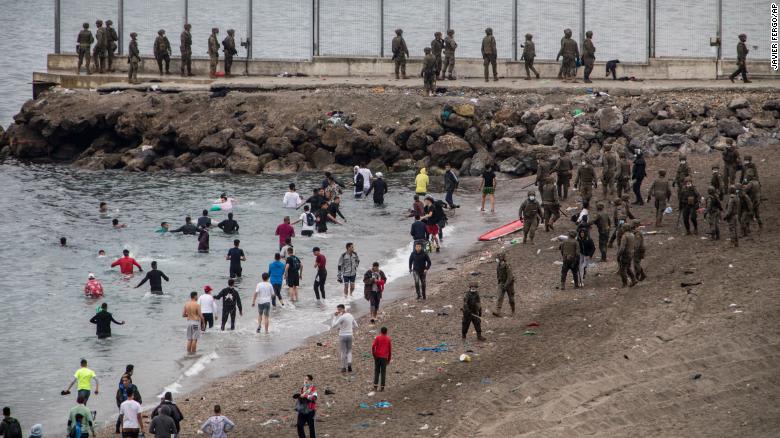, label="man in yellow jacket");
[415,168,429,195]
